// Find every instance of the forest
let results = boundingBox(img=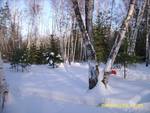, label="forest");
[0,0,150,113]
